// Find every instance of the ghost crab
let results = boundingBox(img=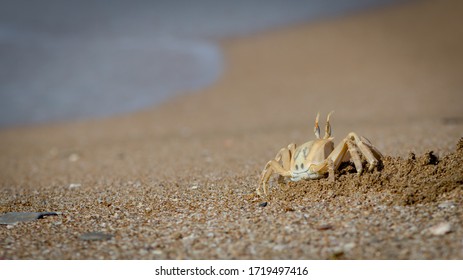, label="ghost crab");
[257,112,382,196]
